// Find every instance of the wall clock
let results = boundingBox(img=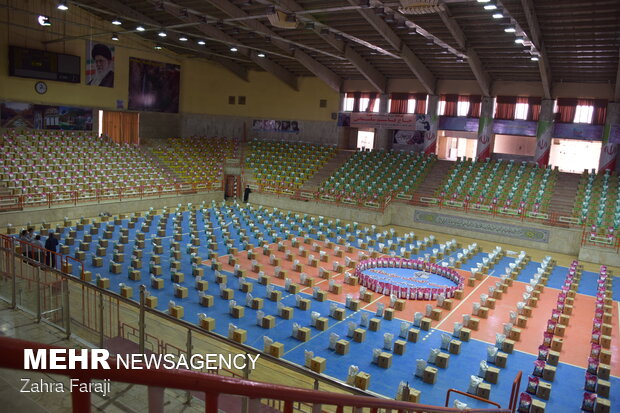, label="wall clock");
[35,81,48,94]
